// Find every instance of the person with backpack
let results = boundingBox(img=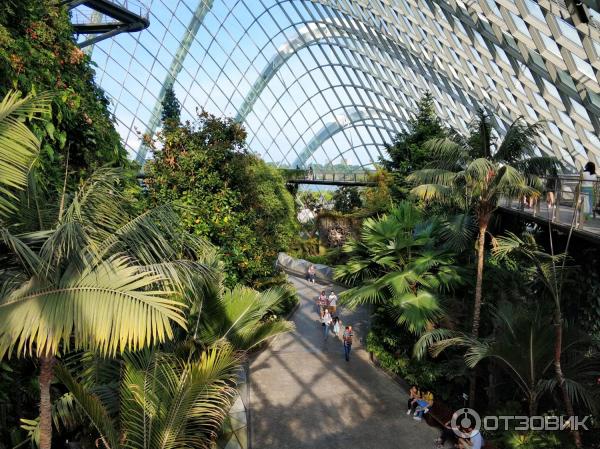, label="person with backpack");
[342,325,353,361]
